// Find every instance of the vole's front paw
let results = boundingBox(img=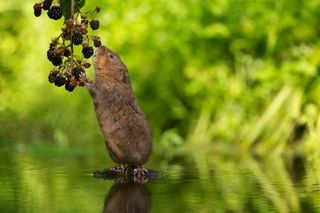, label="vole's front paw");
[79,72,92,87]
